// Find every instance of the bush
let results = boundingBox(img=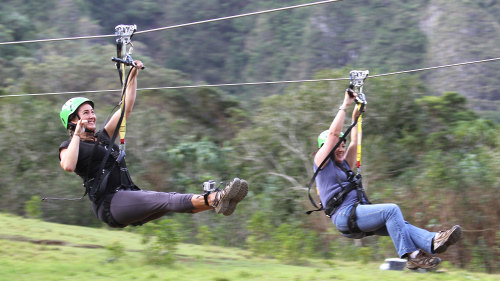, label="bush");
[140,218,181,265]
[196,224,213,245]
[24,195,42,219]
